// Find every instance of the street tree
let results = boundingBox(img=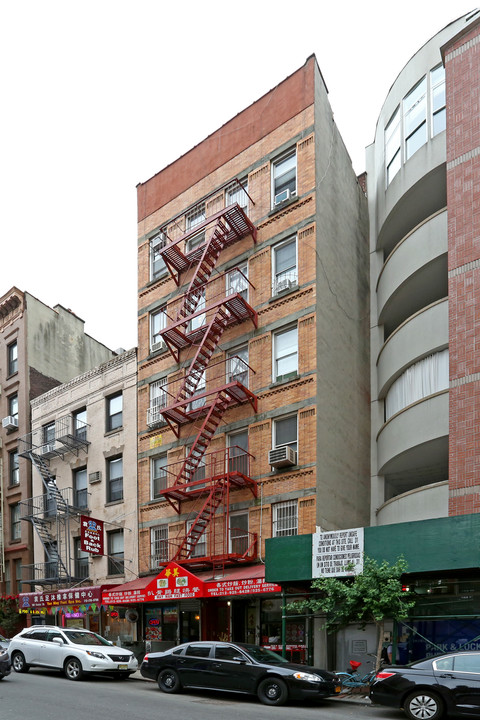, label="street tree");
[288,555,415,670]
